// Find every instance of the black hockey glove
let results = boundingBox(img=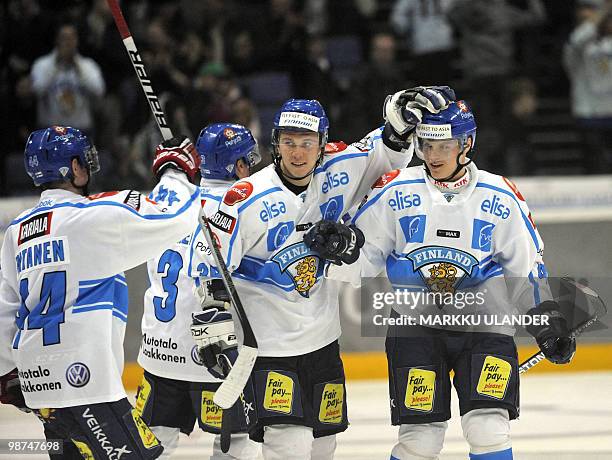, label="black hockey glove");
[191,279,237,379]
[526,301,576,364]
[383,85,456,137]
[304,220,365,265]
[0,369,30,413]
